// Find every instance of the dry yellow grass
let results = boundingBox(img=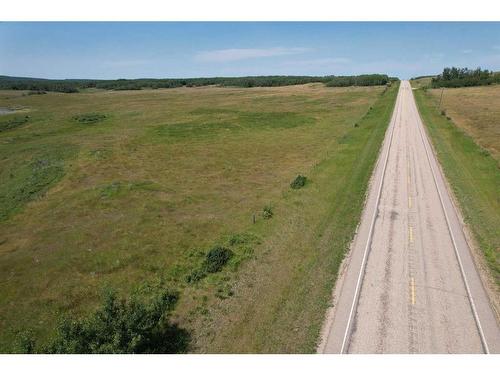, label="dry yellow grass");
[428,85,500,161]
